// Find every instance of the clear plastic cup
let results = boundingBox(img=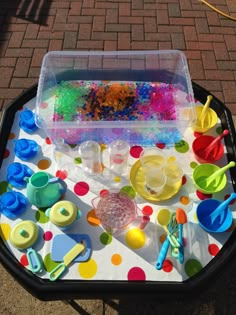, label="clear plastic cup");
[108,140,130,174]
[164,161,183,186]
[140,147,167,194]
[78,141,102,176]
